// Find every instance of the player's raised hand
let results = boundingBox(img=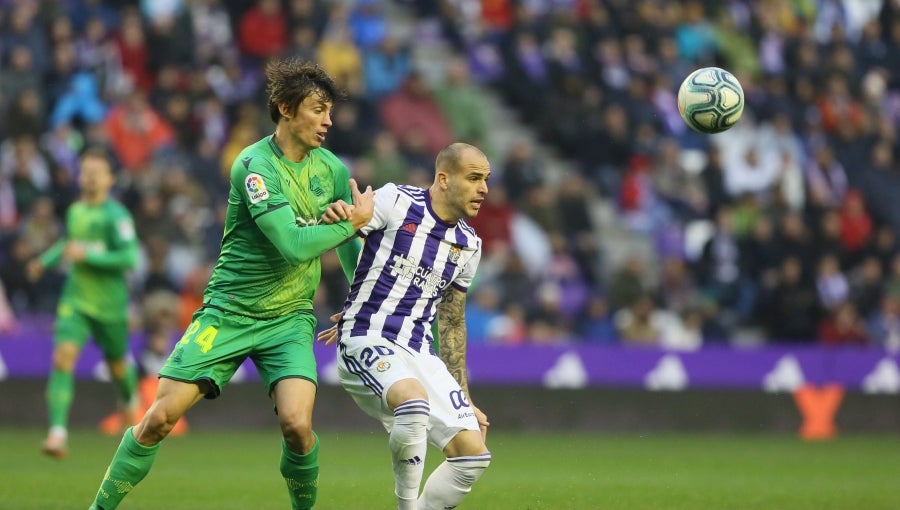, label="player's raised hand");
[347,179,375,230]
[316,312,343,346]
[321,200,354,224]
